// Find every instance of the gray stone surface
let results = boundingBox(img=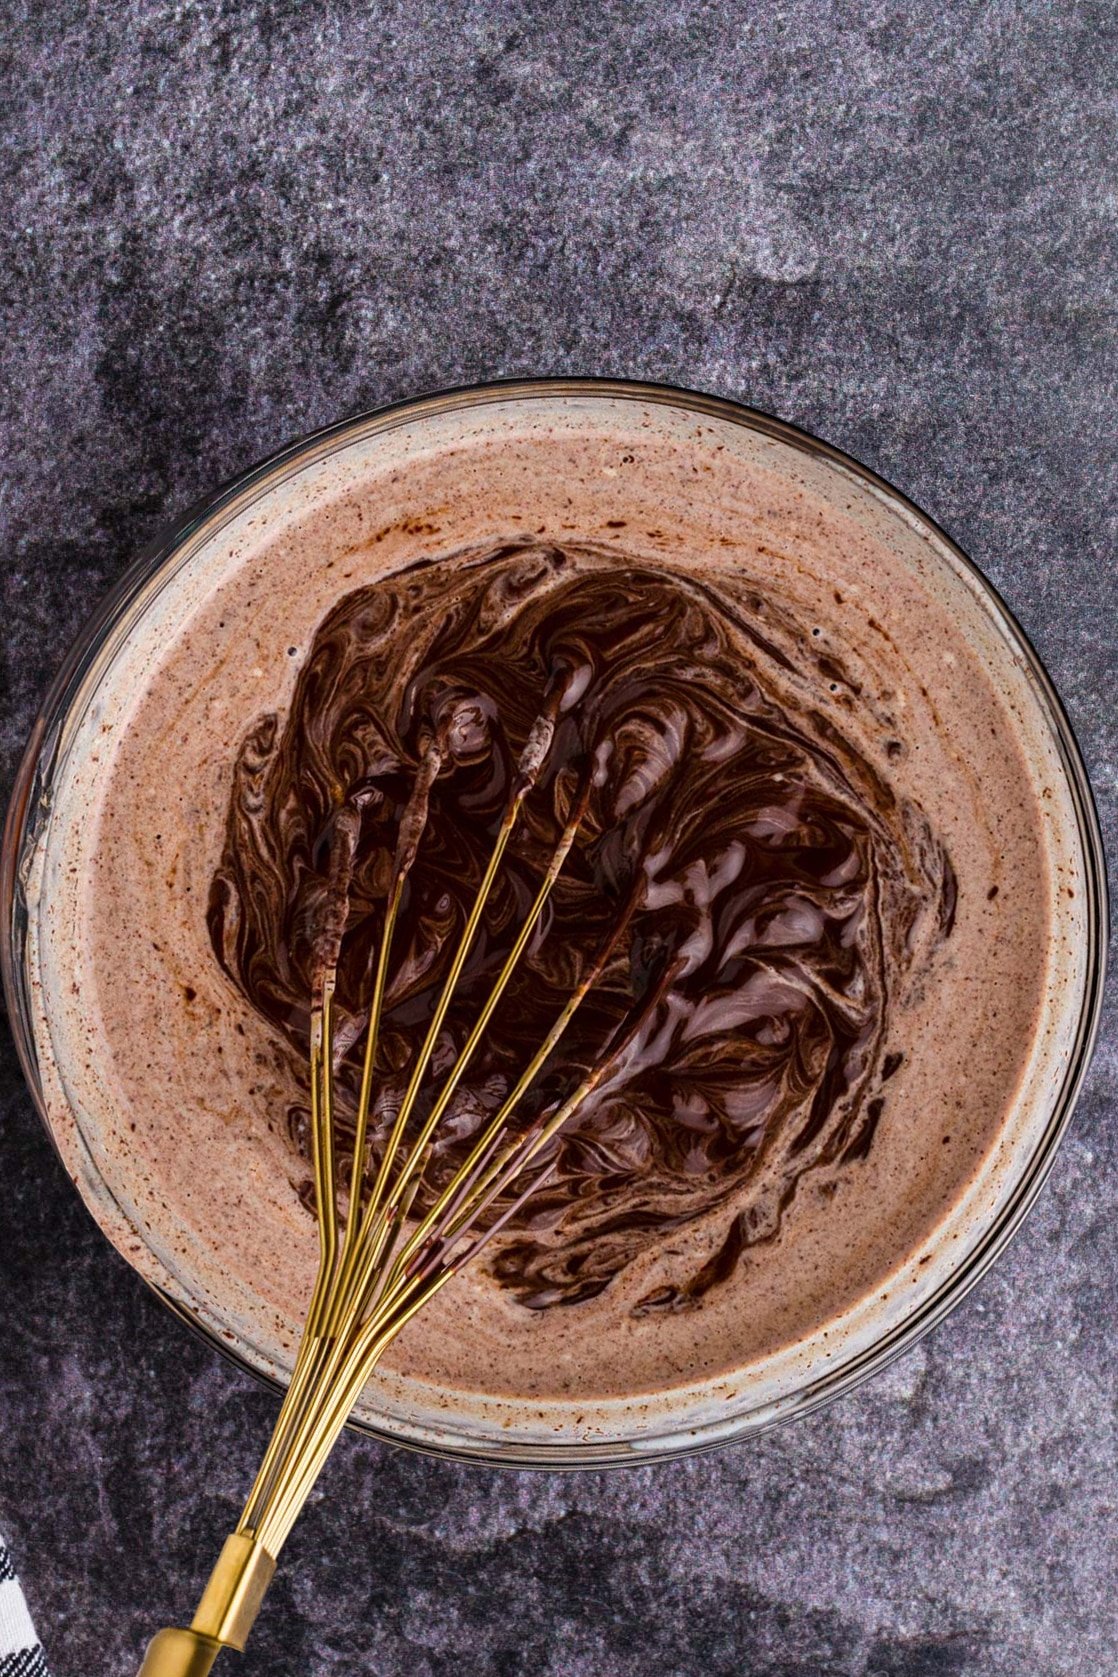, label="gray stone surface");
[1,2,1116,1673]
